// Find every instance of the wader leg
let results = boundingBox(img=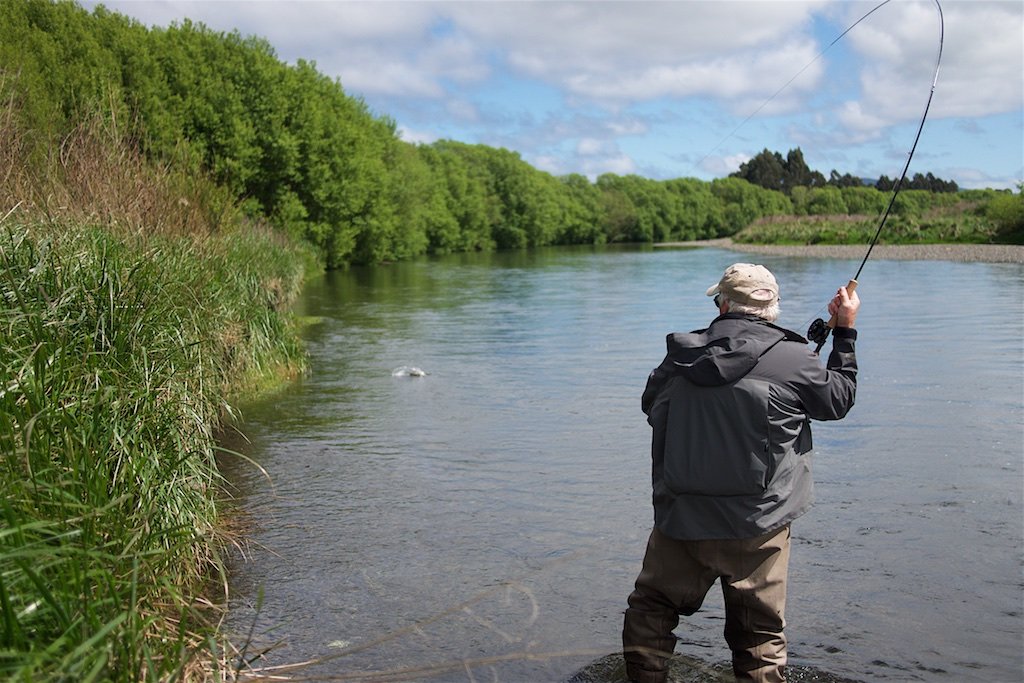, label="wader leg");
[622,528,717,683]
[720,526,791,683]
